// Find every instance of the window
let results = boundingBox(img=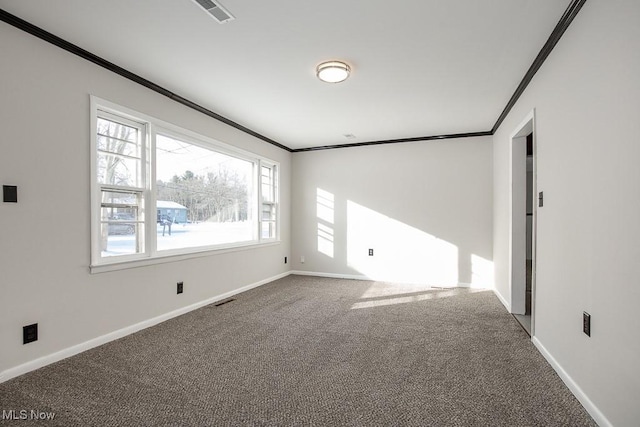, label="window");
[91,98,279,269]
[260,164,277,239]
[155,133,254,252]
[96,113,146,258]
